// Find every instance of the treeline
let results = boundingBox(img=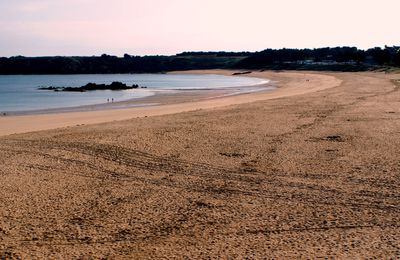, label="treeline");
[0,54,242,74]
[176,51,251,57]
[235,46,400,70]
[0,46,399,74]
